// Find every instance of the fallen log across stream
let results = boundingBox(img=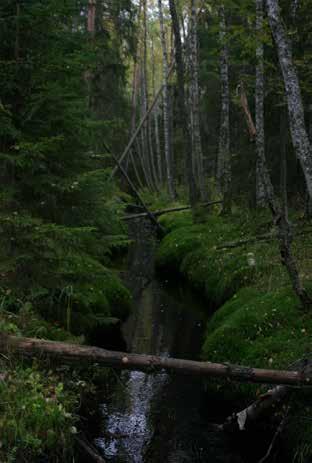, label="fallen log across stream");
[1,334,312,387]
[122,200,223,220]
